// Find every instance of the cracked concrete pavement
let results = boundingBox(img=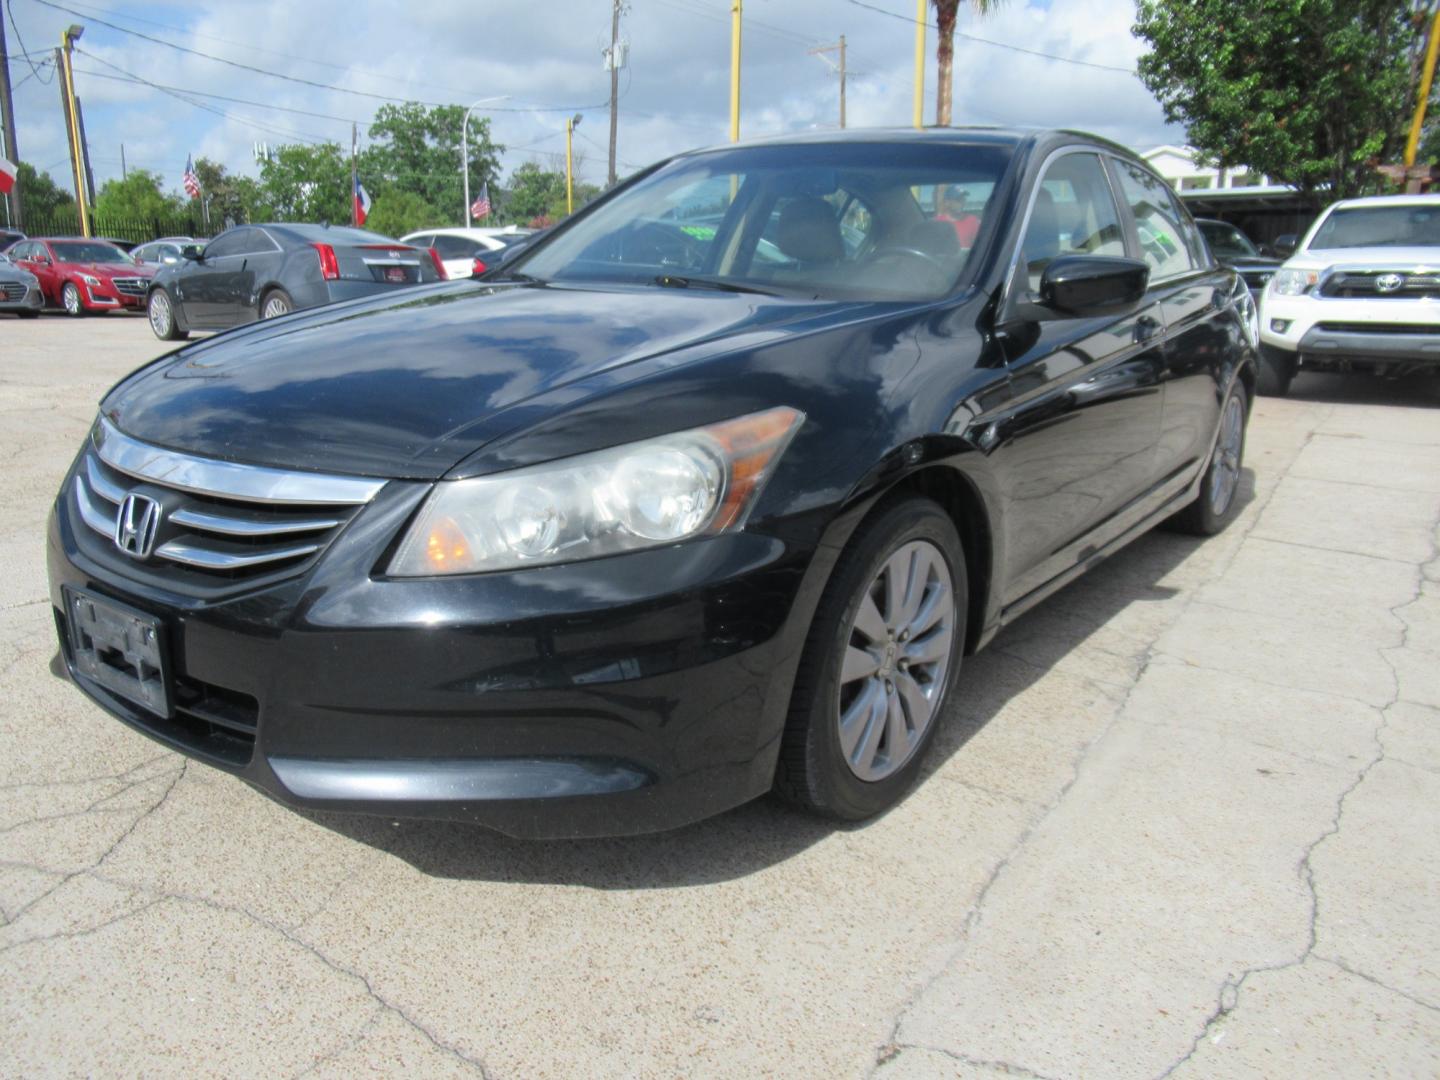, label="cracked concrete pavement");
[1,316,1437,1078]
